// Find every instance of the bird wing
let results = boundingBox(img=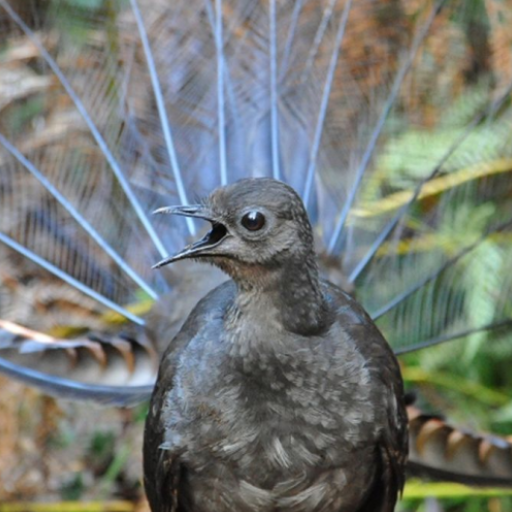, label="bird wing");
[325,282,408,511]
[143,280,236,511]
